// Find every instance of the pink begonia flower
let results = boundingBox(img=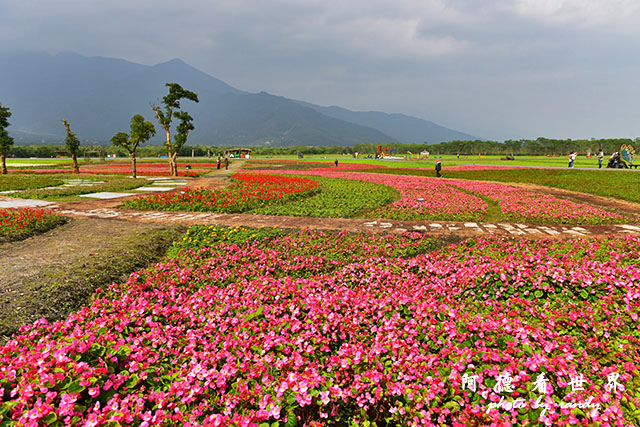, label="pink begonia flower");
[1,232,639,425]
